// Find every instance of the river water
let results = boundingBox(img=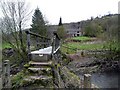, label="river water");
[79,72,120,88]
